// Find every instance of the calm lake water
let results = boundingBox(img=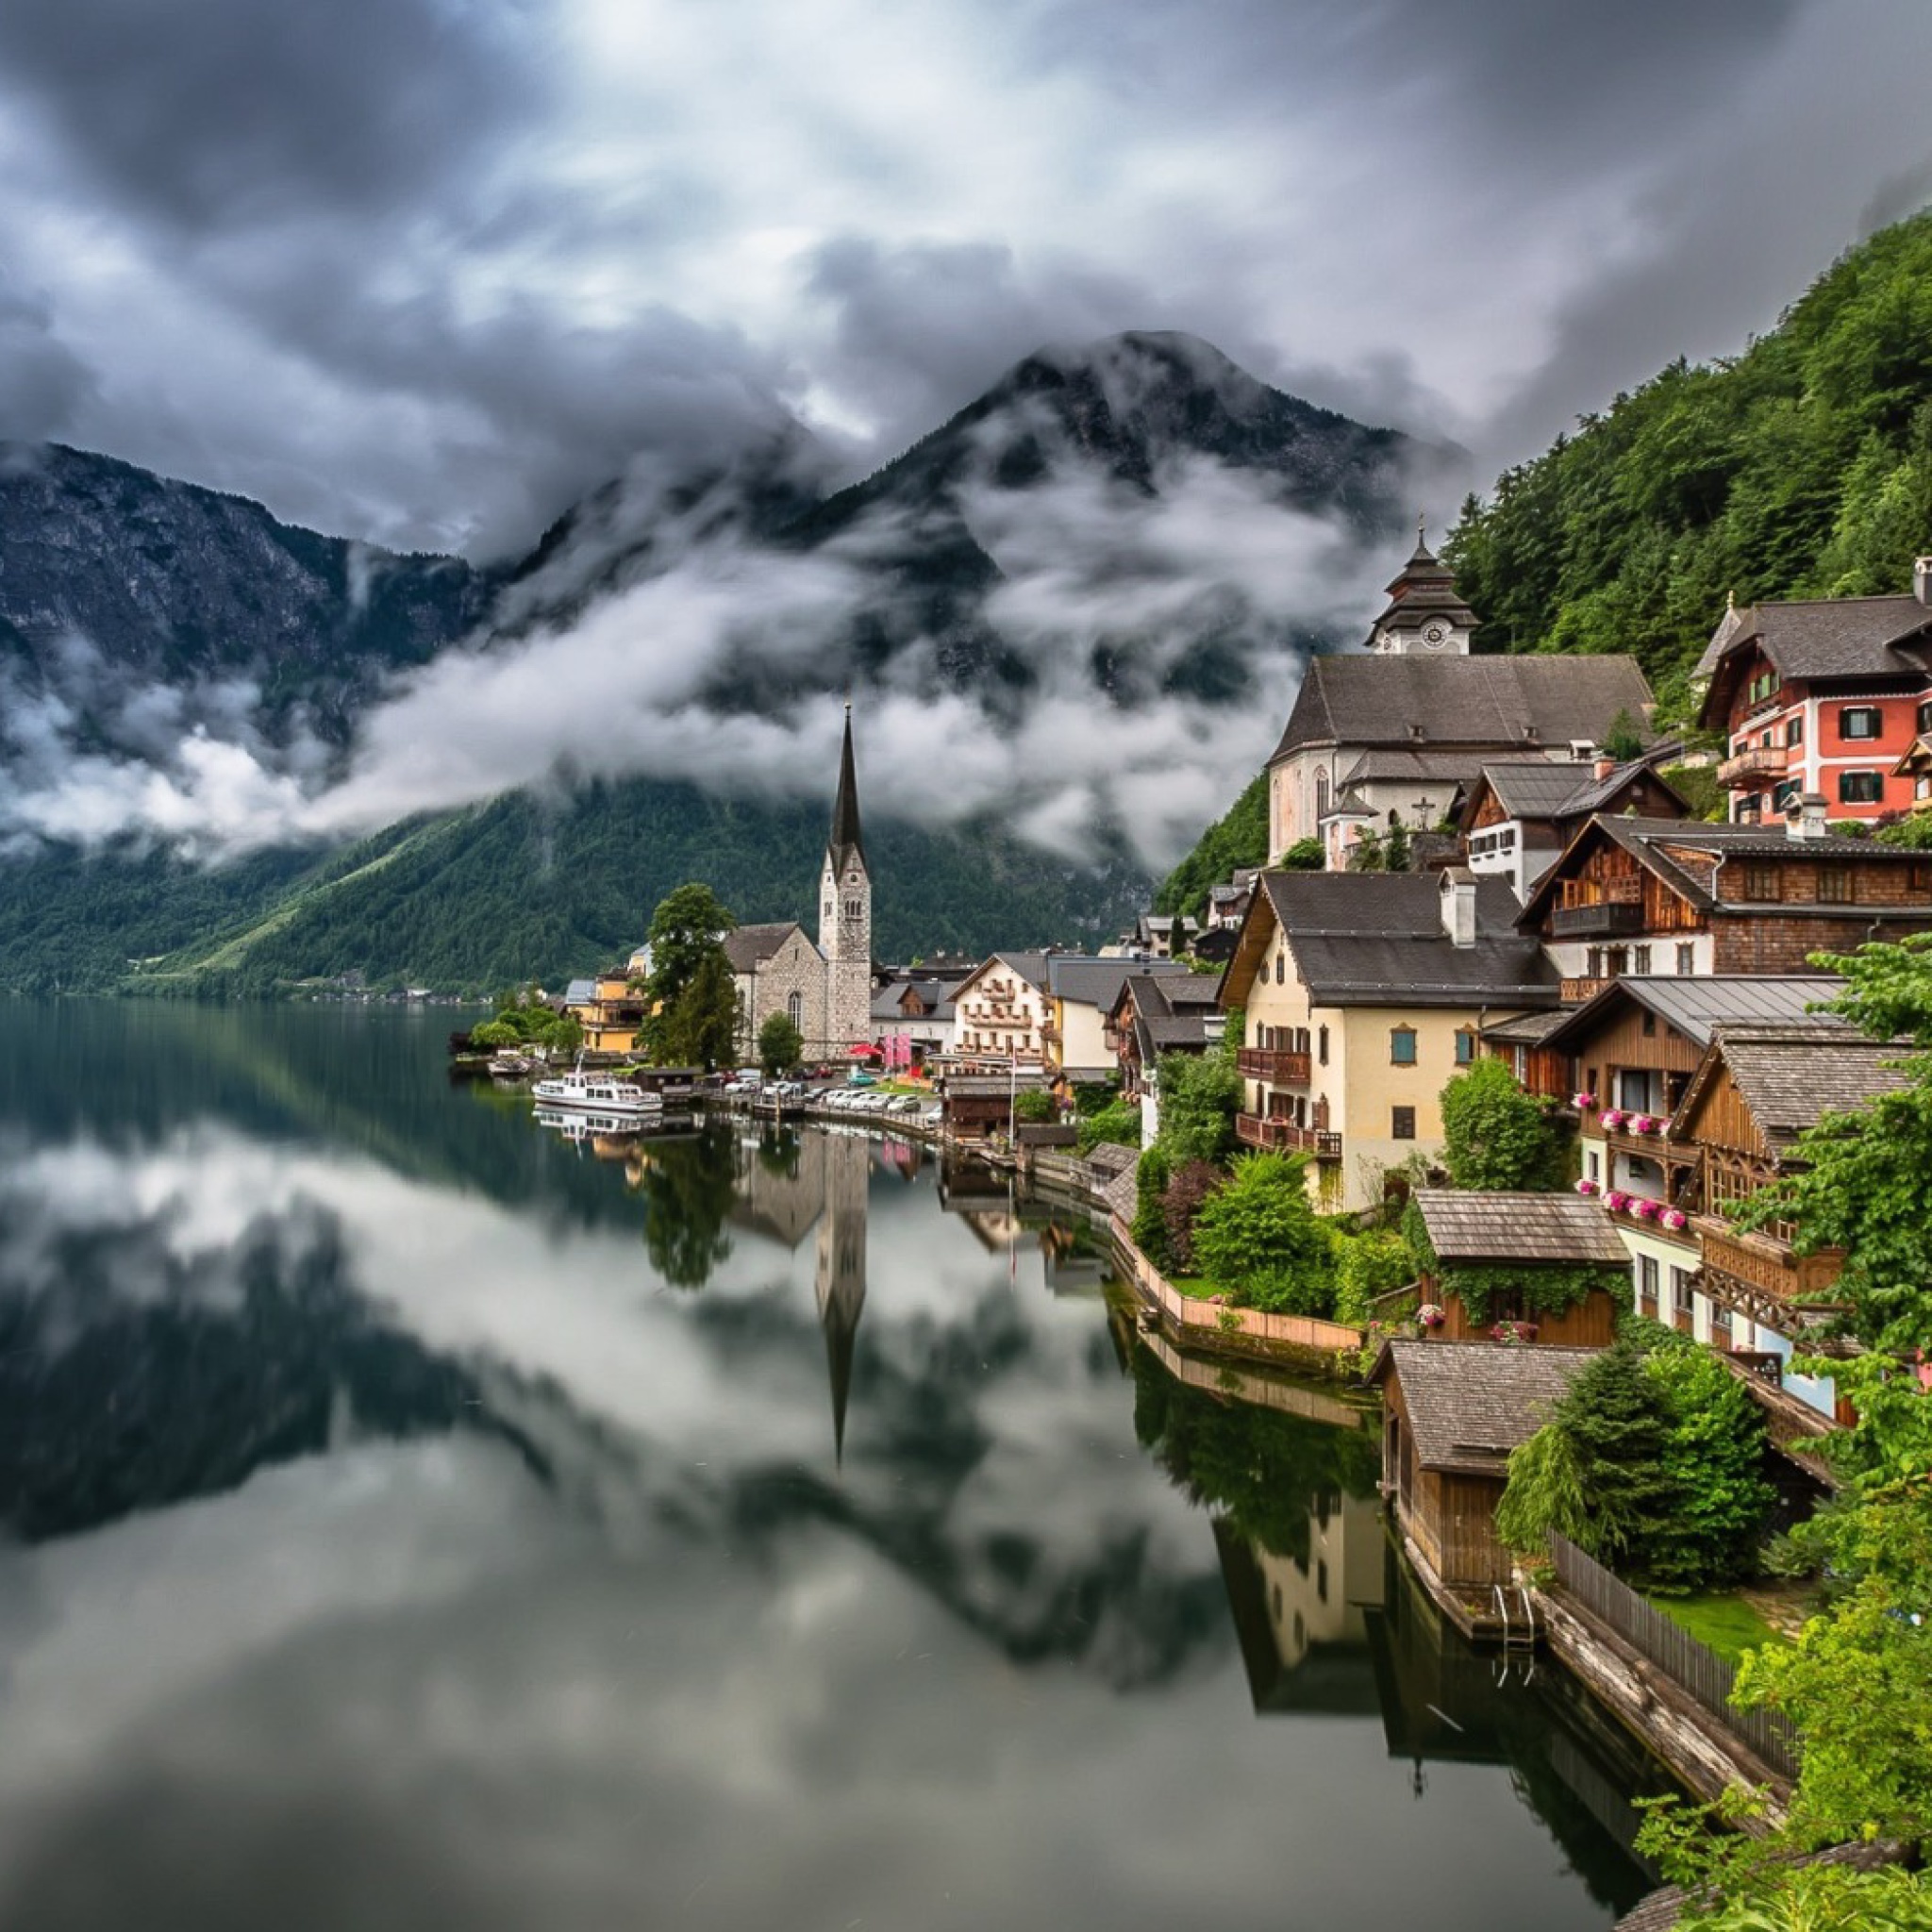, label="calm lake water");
[0,1001,1674,1931]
